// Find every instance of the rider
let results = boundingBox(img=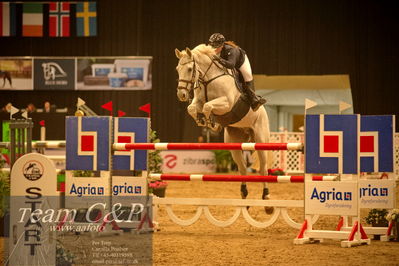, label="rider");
[208,33,266,111]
